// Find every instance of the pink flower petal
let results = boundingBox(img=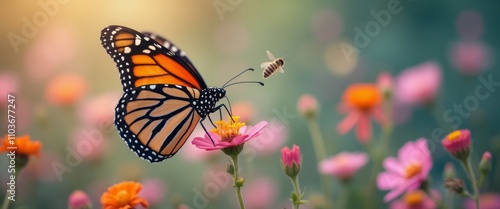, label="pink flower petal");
[356,114,372,142]
[337,111,360,135]
[383,157,405,176]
